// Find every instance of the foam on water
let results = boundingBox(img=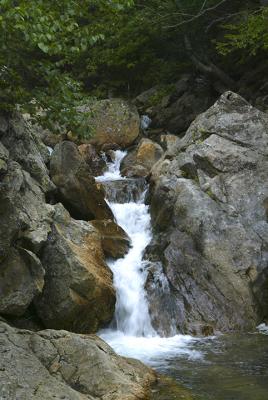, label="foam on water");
[257,323,268,335]
[96,150,127,182]
[47,146,53,155]
[97,149,199,363]
[100,331,202,367]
